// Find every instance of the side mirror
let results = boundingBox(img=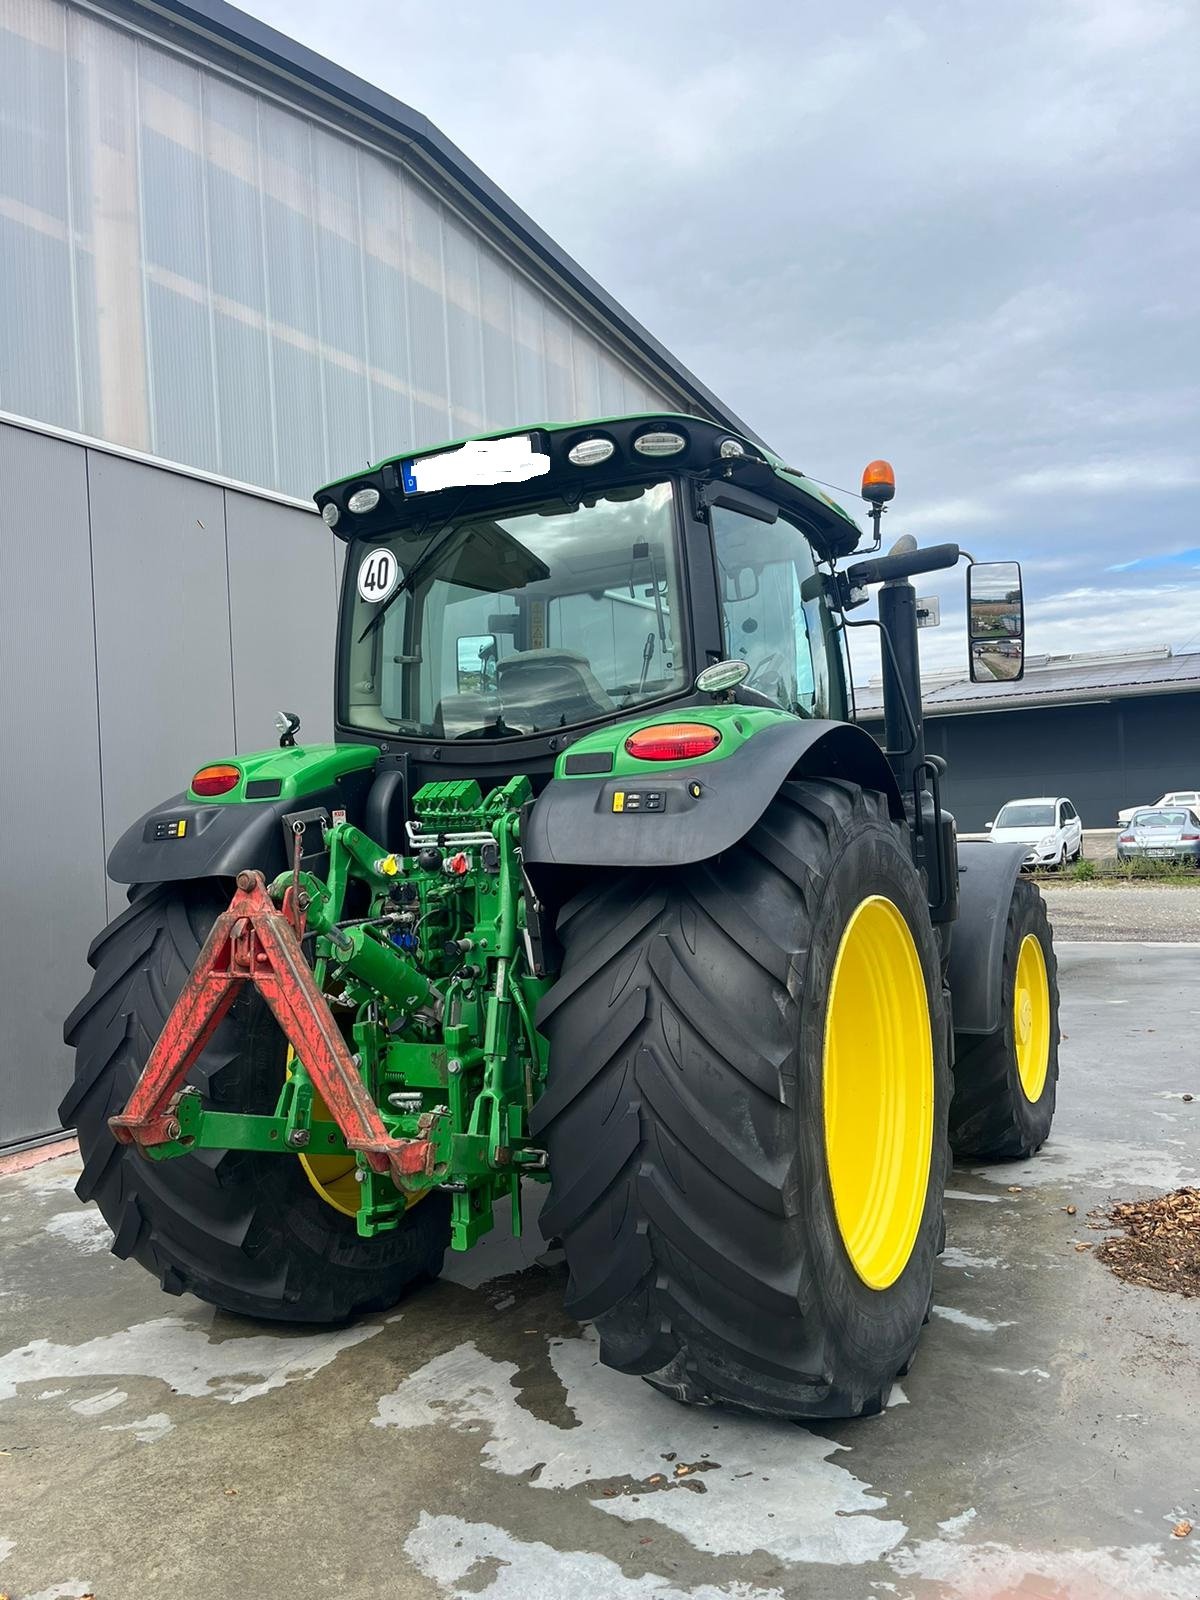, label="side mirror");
[967,561,1024,683]
[722,564,760,602]
[456,634,497,693]
[983,820,993,831]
